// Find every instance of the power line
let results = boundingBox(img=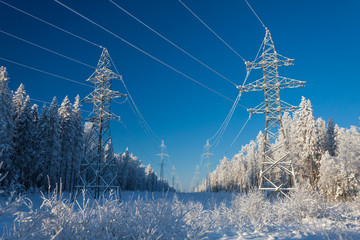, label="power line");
[0,0,243,106]
[109,0,237,87]
[178,0,246,62]
[108,54,162,147]
[120,120,158,166]
[244,0,266,29]
[54,0,242,107]
[0,56,94,88]
[0,0,101,48]
[229,113,251,148]
[0,29,96,69]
